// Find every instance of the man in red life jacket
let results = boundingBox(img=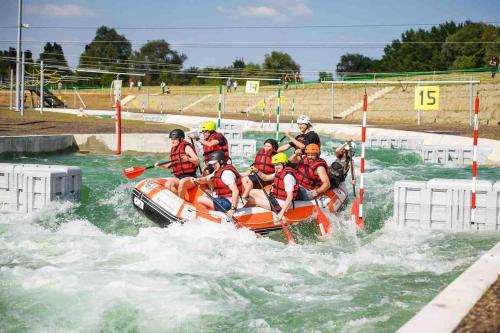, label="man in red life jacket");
[154,129,199,195]
[240,138,278,203]
[195,150,242,219]
[188,120,229,166]
[292,143,330,200]
[277,115,320,162]
[247,153,299,222]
